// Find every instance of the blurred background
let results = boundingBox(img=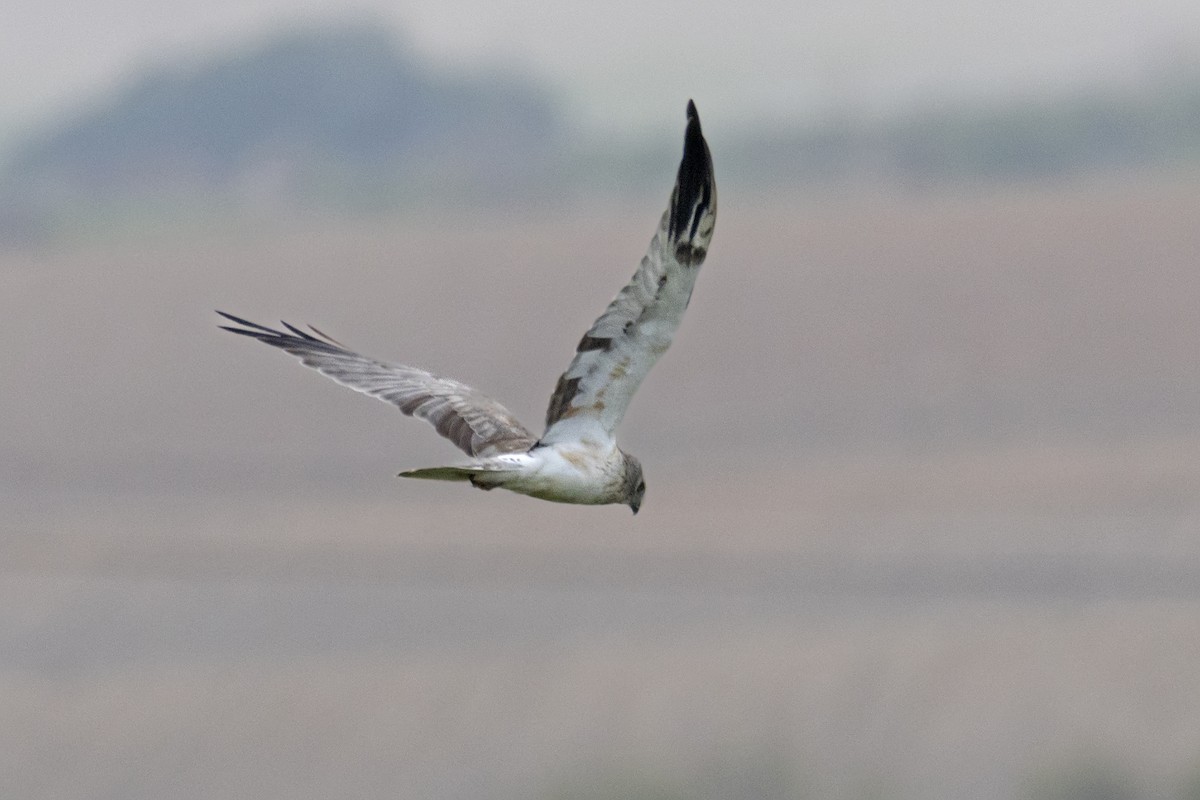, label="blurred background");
[3,1,1200,798]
